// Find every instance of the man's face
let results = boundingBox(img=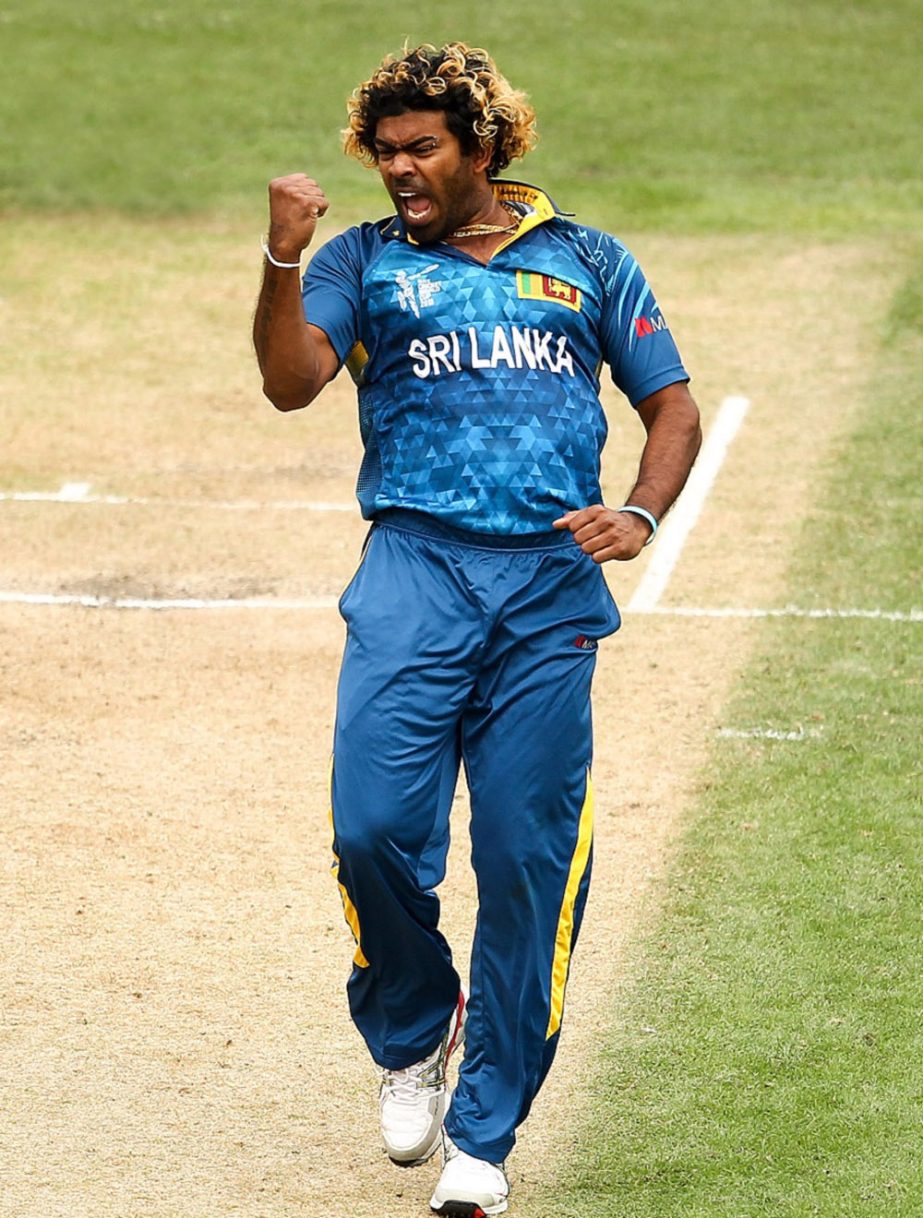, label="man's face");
[374,109,491,243]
